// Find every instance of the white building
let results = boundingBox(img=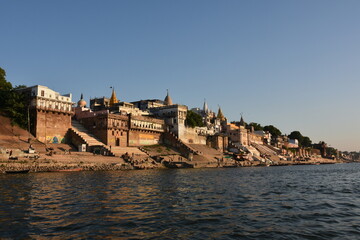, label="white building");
[18,85,73,112]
